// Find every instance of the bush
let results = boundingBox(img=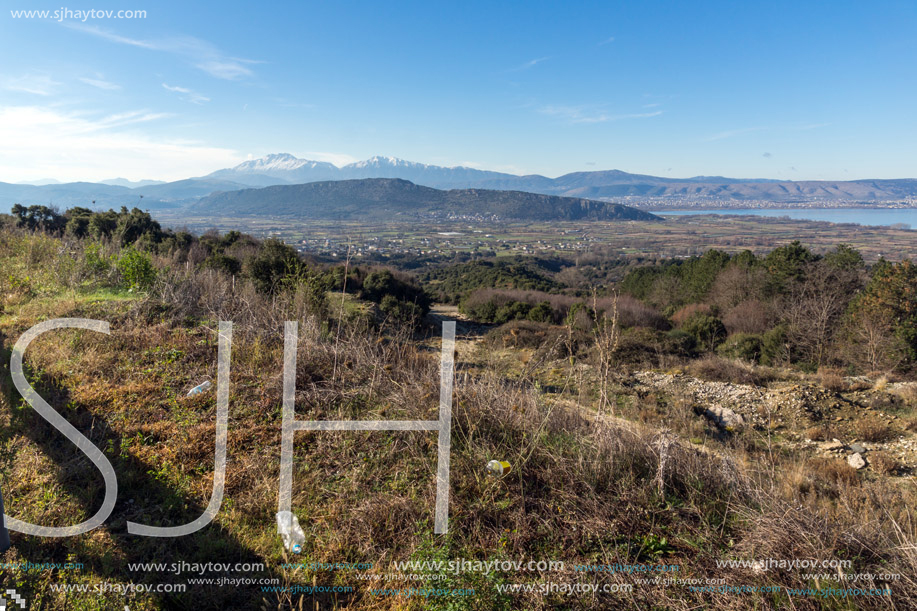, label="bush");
[671,303,712,327]
[853,421,895,443]
[84,241,113,277]
[760,325,788,366]
[485,320,556,349]
[116,247,157,291]
[361,269,430,317]
[494,300,532,324]
[723,299,773,335]
[611,295,669,330]
[869,452,900,475]
[687,355,774,386]
[203,253,241,276]
[681,313,727,352]
[527,301,553,323]
[245,238,301,294]
[664,329,696,357]
[816,368,847,392]
[717,333,764,363]
[565,302,595,332]
[379,294,424,325]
